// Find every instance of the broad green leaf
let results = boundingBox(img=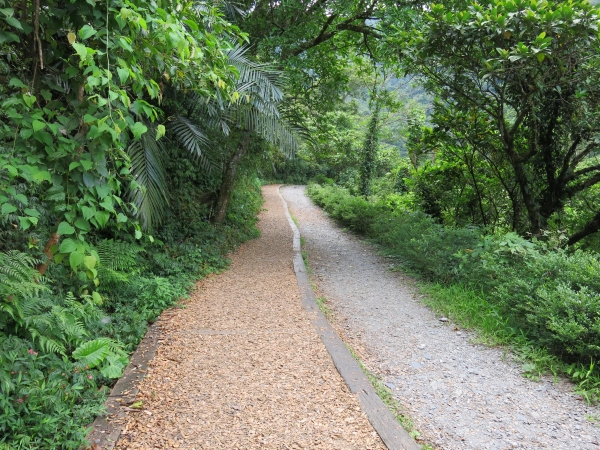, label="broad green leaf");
[79,25,97,40]
[100,197,114,212]
[94,210,110,227]
[59,238,78,253]
[156,124,166,140]
[32,120,45,132]
[72,339,110,367]
[100,354,128,378]
[135,230,142,239]
[117,68,129,84]
[8,78,26,88]
[84,255,97,270]
[183,19,198,32]
[57,221,75,235]
[75,217,91,231]
[92,291,102,305]
[32,170,51,182]
[118,37,133,52]
[80,159,93,171]
[69,161,80,171]
[24,208,40,217]
[70,251,85,270]
[5,16,23,30]
[72,42,88,60]
[4,165,18,177]
[0,30,19,44]
[15,194,27,205]
[18,216,31,230]
[1,203,17,214]
[130,122,147,140]
[22,94,36,107]
[82,205,96,220]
